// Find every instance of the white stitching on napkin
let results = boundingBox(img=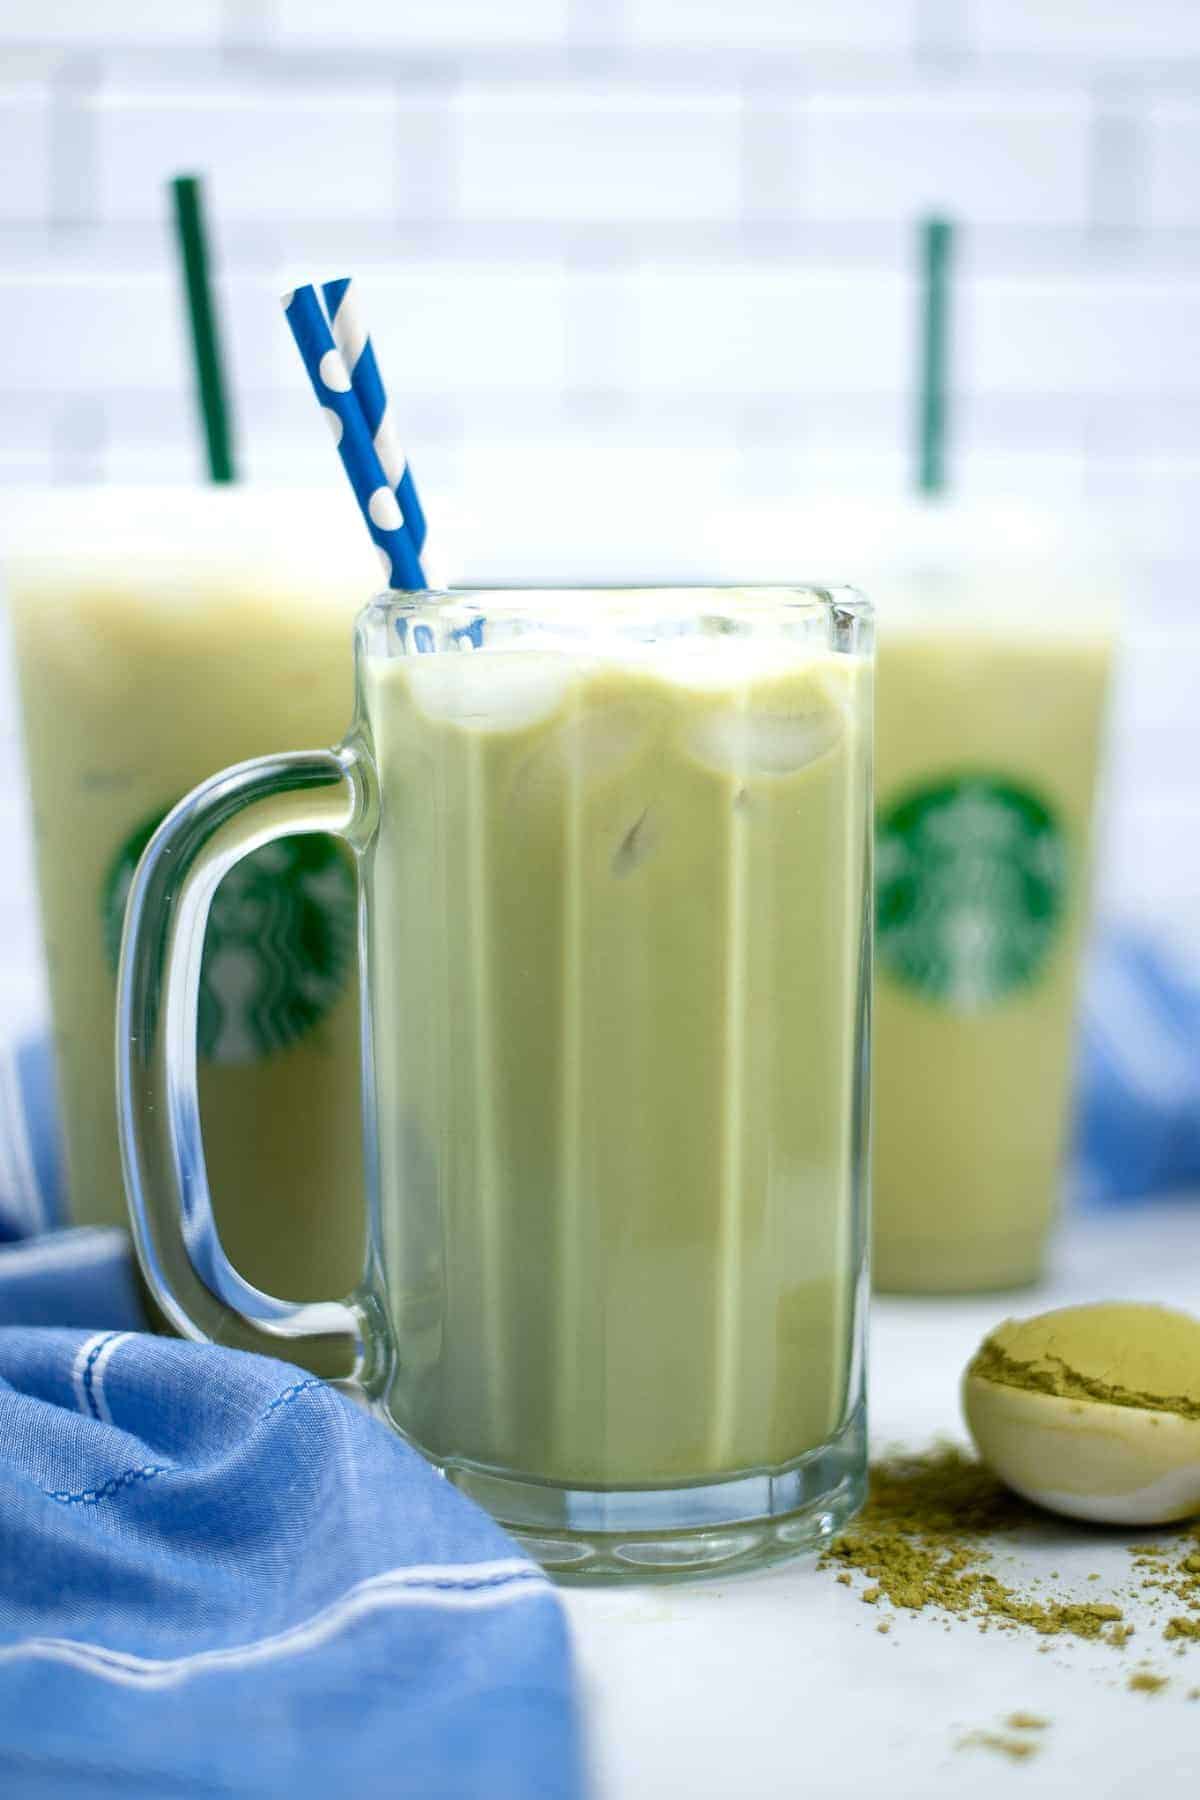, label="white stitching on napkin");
[70,1331,131,1425]
[0,1561,551,1689]
[85,1330,130,1426]
[70,1333,111,1418]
